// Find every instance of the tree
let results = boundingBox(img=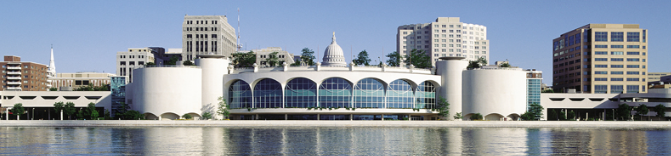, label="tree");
[183,60,194,66]
[50,87,58,91]
[232,51,256,67]
[521,112,535,120]
[655,104,666,120]
[53,101,64,119]
[567,111,575,120]
[558,110,567,120]
[404,49,432,68]
[616,104,633,120]
[290,58,301,66]
[385,51,403,67]
[10,103,25,120]
[91,110,99,120]
[123,110,143,120]
[436,97,450,119]
[454,112,463,119]
[467,57,488,69]
[165,56,179,65]
[64,102,76,120]
[528,103,544,120]
[354,50,371,66]
[470,113,483,120]
[541,89,554,93]
[499,63,511,67]
[217,96,230,119]
[267,52,280,67]
[104,109,111,120]
[182,114,193,120]
[146,62,156,66]
[202,112,213,120]
[636,104,649,121]
[84,102,96,120]
[76,109,84,120]
[548,109,557,120]
[300,48,316,66]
